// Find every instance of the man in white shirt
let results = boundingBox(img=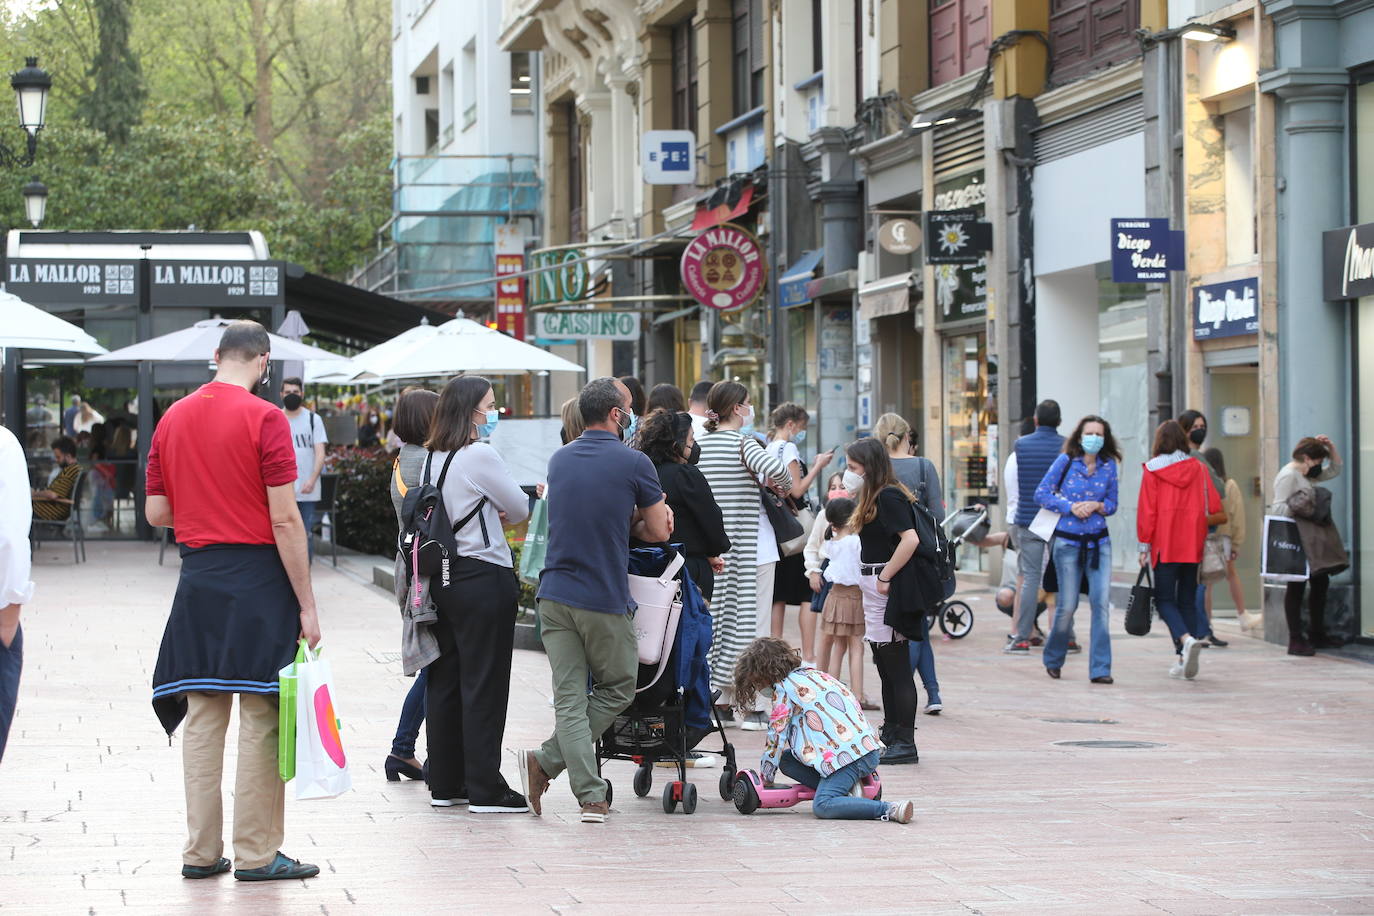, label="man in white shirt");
[687,380,713,439]
[280,378,327,561]
[1,425,35,763]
